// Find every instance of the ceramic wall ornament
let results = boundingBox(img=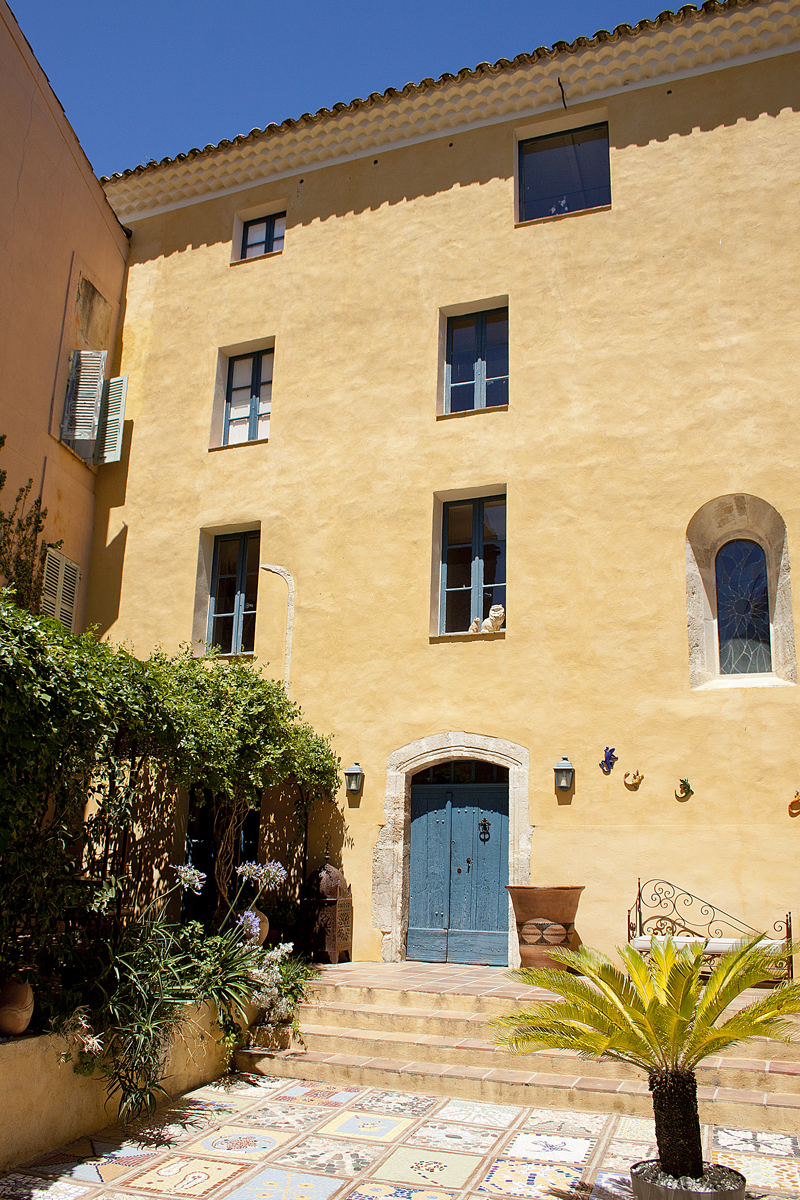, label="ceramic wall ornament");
[599,747,618,775]
[675,779,693,801]
[624,771,644,790]
[789,791,800,817]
